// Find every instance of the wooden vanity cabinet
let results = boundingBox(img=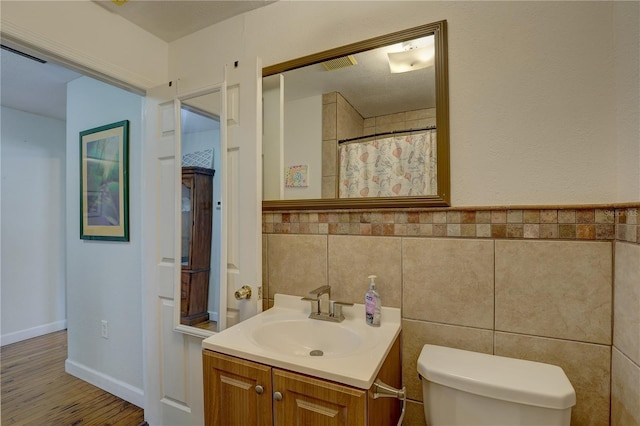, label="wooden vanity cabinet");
[203,336,401,426]
[181,166,214,325]
[272,369,366,426]
[203,351,273,426]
